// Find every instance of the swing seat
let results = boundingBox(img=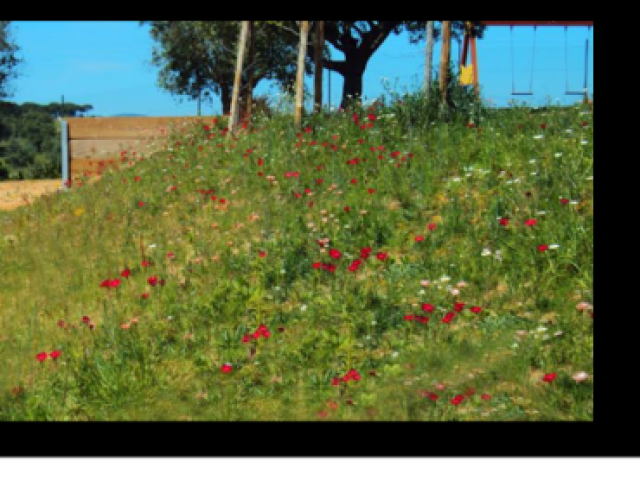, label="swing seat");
[511,91,533,96]
[459,65,474,85]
